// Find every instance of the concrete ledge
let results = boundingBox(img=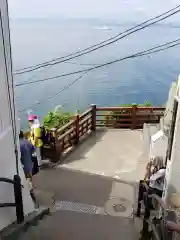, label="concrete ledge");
[0,207,50,239]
